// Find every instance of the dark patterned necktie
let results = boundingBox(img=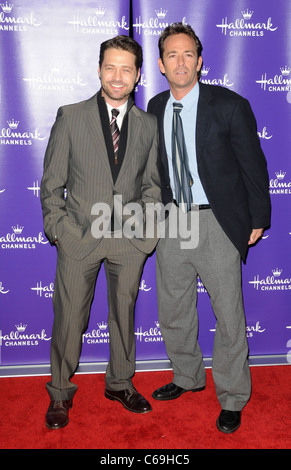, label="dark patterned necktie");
[110,108,120,165]
[172,102,193,212]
